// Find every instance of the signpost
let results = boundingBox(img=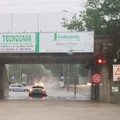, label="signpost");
[113,64,120,81]
[92,73,101,84]
[113,64,120,104]
[92,73,102,100]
